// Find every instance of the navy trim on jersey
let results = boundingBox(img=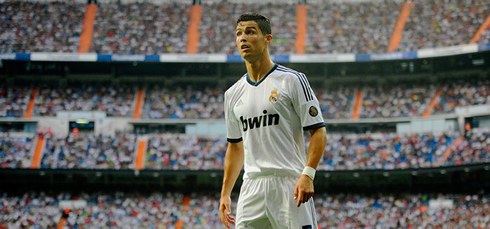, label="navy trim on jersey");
[276,65,313,101]
[246,64,278,87]
[227,137,243,143]
[303,122,326,131]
